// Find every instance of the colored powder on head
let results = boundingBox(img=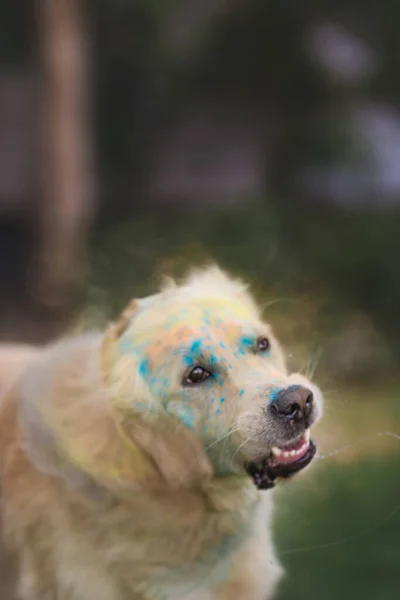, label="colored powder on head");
[119,335,145,357]
[139,357,151,379]
[238,336,254,355]
[266,386,282,403]
[189,339,202,354]
[209,353,217,365]
[183,338,203,366]
[169,404,195,429]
